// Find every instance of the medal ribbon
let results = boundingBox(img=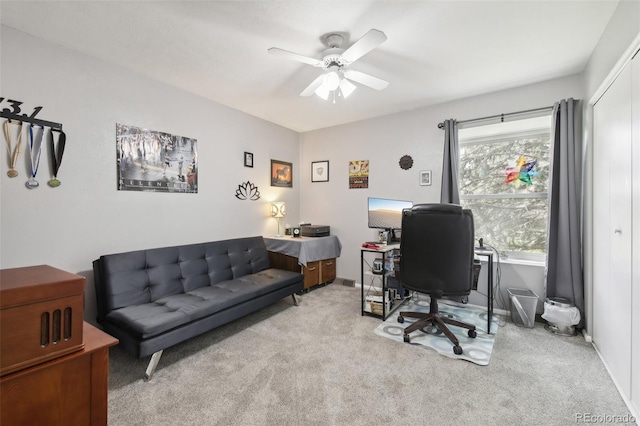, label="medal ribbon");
[49,129,66,179]
[3,120,23,171]
[28,124,45,179]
